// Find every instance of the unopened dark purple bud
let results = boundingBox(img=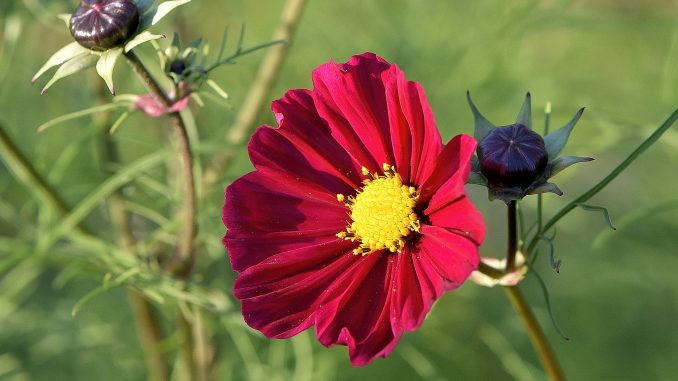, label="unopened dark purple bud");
[169,60,187,75]
[70,0,139,50]
[477,124,548,189]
